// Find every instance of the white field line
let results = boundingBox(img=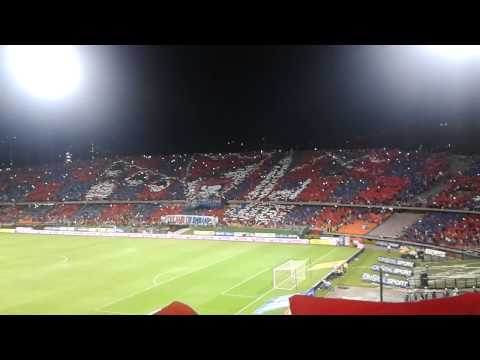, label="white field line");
[0,254,69,267]
[234,247,341,315]
[96,248,254,314]
[58,255,69,264]
[222,293,257,299]
[234,288,276,315]
[148,307,163,315]
[309,247,341,268]
[93,309,136,315]
[221,267,272,296]
[151,268,189,286]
